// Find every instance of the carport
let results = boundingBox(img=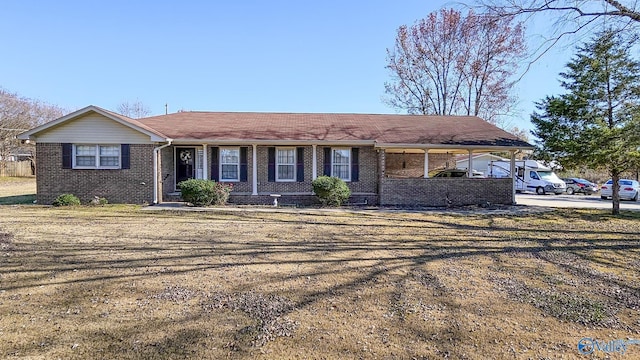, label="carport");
[377,144,529,207]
